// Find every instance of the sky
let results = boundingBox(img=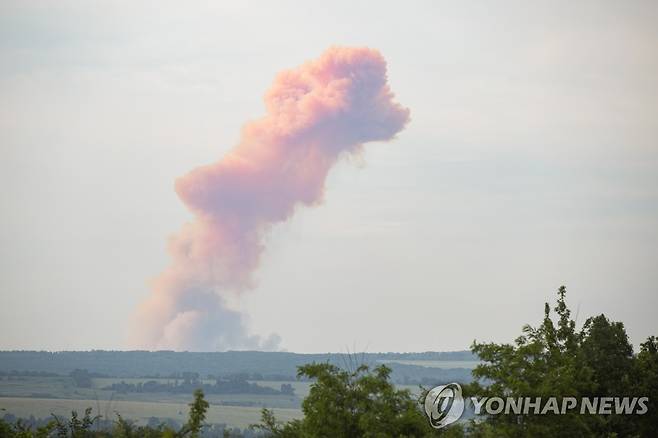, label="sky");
[1,0,657,353]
